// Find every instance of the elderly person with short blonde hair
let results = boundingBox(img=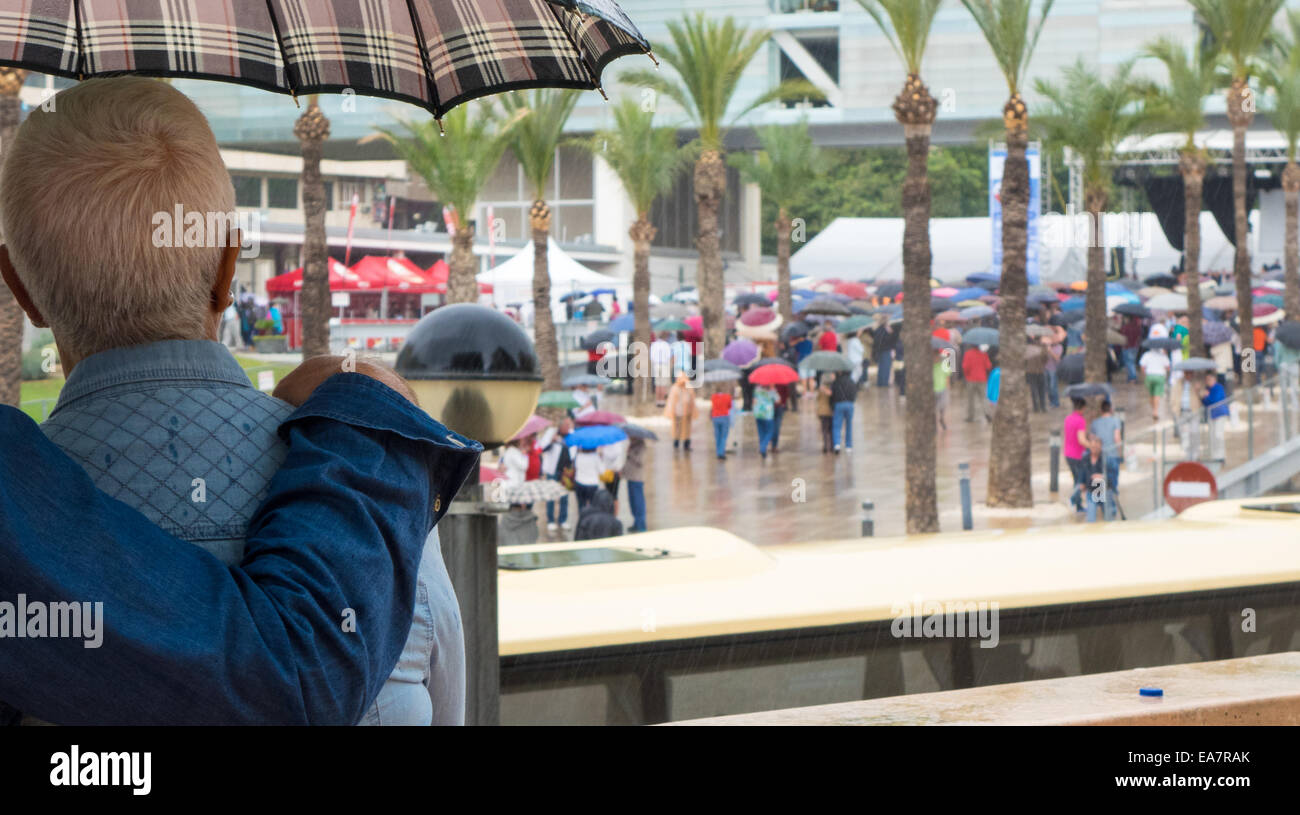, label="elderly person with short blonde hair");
[0,77,460,726]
